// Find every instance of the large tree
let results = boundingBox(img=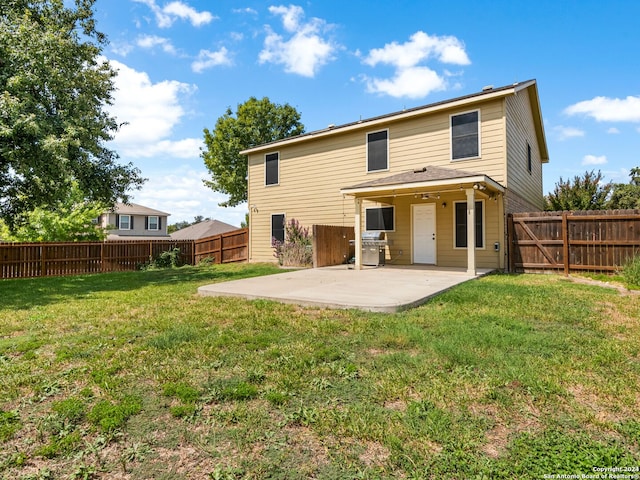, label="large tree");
[202,97,305,207]
[0,0,144,230]
[608,167,640,210]
[0,182,108,241]
[545,170,612,211]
